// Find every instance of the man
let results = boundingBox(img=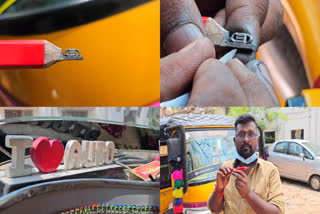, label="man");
[160,0,283,106]
[207,114,284,214]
